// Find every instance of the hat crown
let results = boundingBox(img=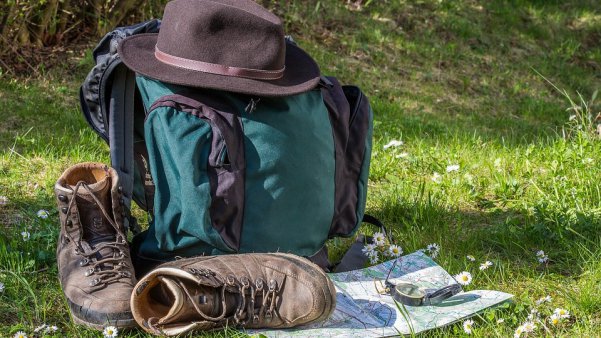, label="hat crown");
[156,0,286,72]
